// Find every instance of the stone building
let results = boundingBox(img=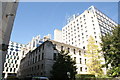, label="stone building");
[18,41,58,78]
[18,40,87,78]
